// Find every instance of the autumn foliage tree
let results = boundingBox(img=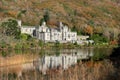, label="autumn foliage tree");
[84,25,93,36]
